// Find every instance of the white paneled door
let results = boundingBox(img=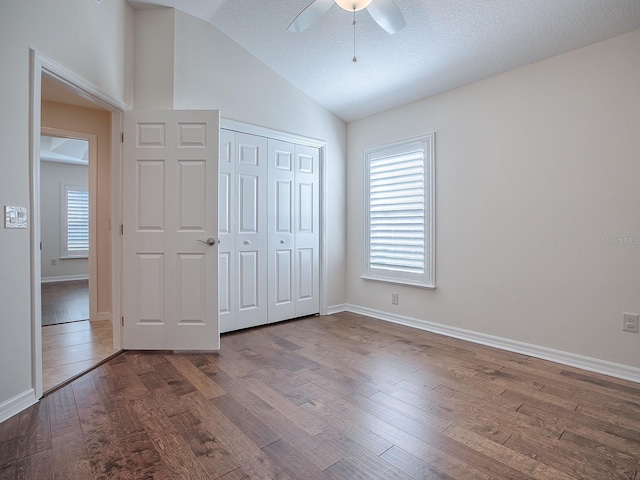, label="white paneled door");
[123,110,220,350]
[268,139,296,322]
[218,129,235,333]
[218,127,320,332]
[294,144,320,317]
[236,133,269,329]
[218,131,269,332]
